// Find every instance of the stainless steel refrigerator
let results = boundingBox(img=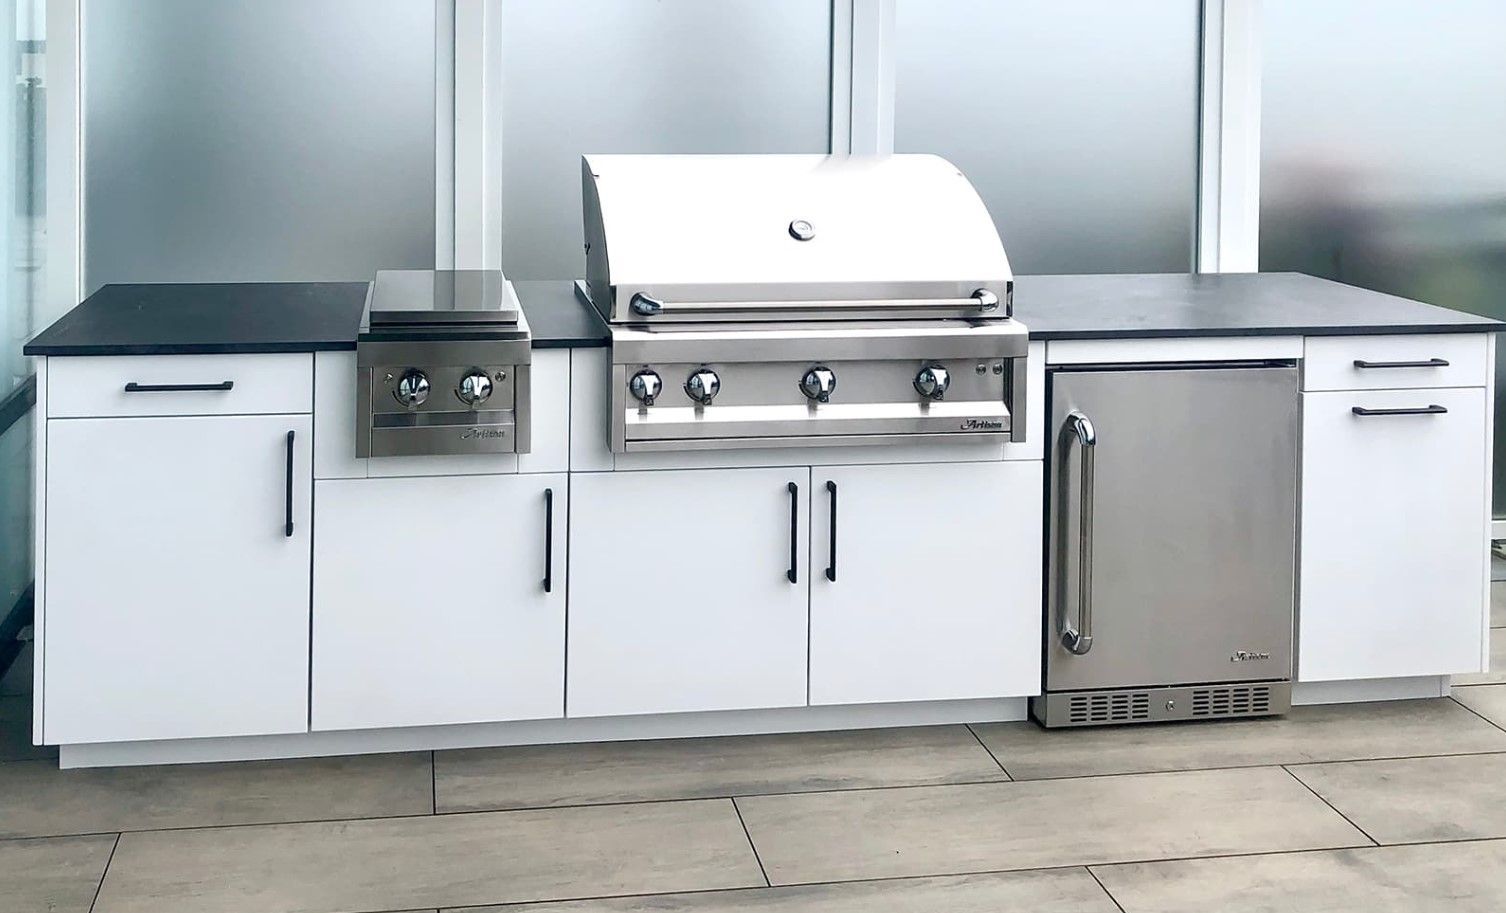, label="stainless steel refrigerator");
[1032,362,1300,727]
